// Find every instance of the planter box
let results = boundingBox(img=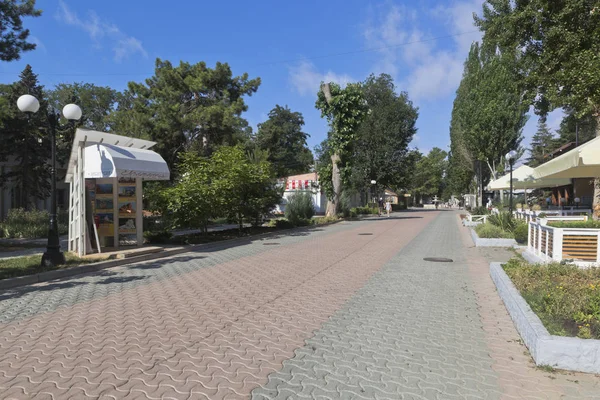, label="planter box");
[490,262,600,374]
[470,228,517,247]
[527,222,600,267]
